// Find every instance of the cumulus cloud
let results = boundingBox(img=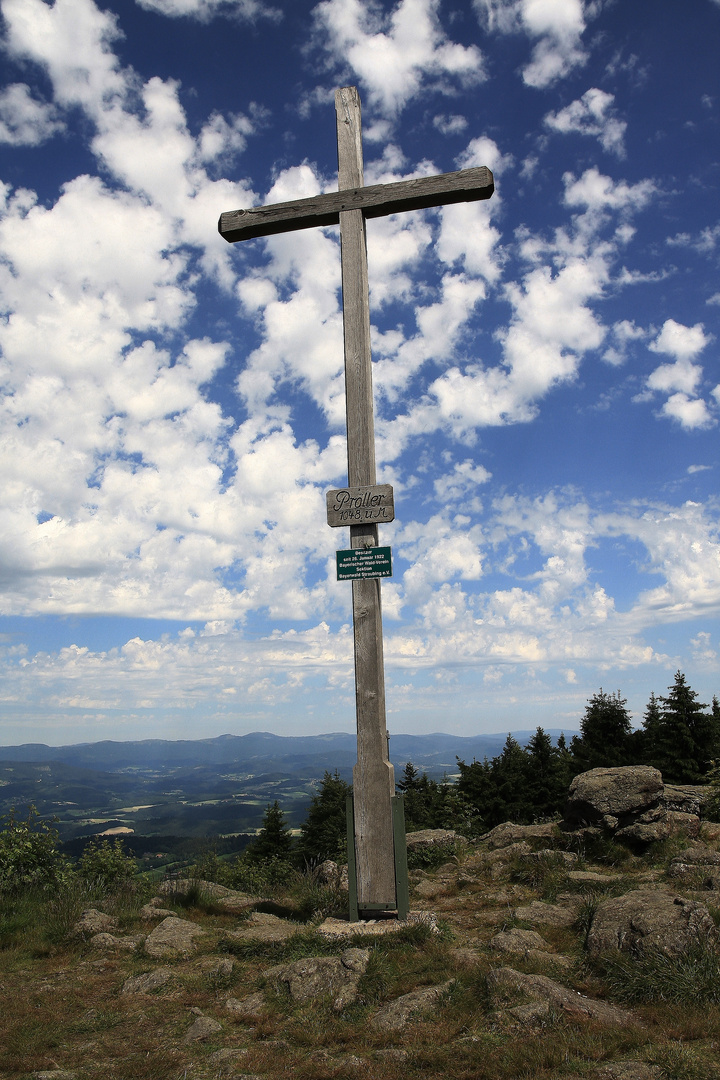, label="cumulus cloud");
[135,0,280,21]
[475,0,591,87]
[563,168,656,213]
[426,254,607,434]
[0,82,64,145]
[0,0,344,626]
[3,0,126,111]
[433,113,468,135]
[603,319,646,366]
[643,320,715,430]
[545,88,627,156]
[313,0,486,120]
